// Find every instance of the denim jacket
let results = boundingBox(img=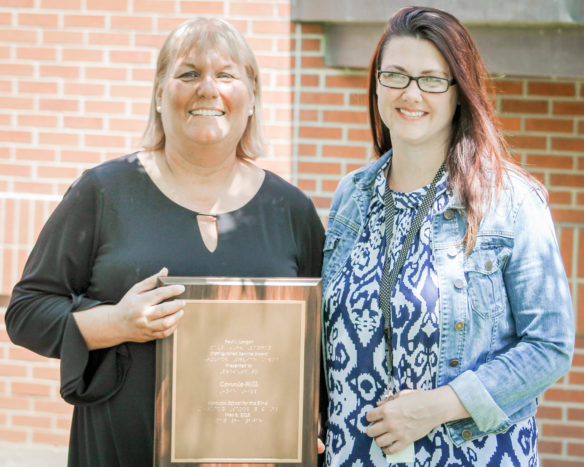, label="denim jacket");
[322,151,574,446]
